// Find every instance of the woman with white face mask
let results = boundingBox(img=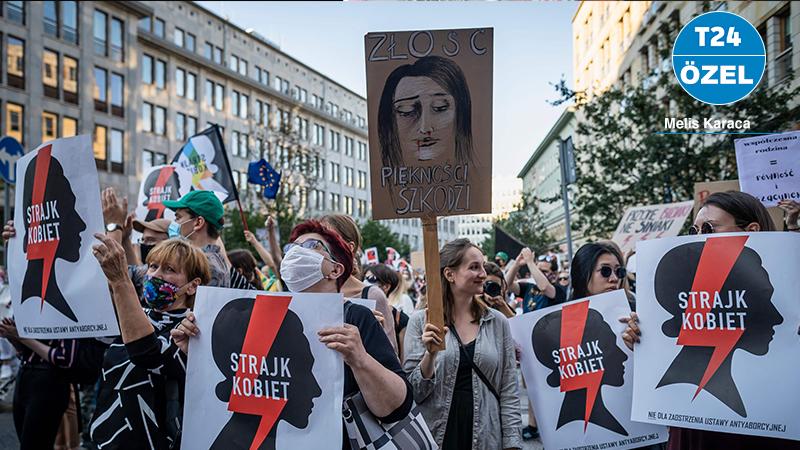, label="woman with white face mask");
[174,219,412,449]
